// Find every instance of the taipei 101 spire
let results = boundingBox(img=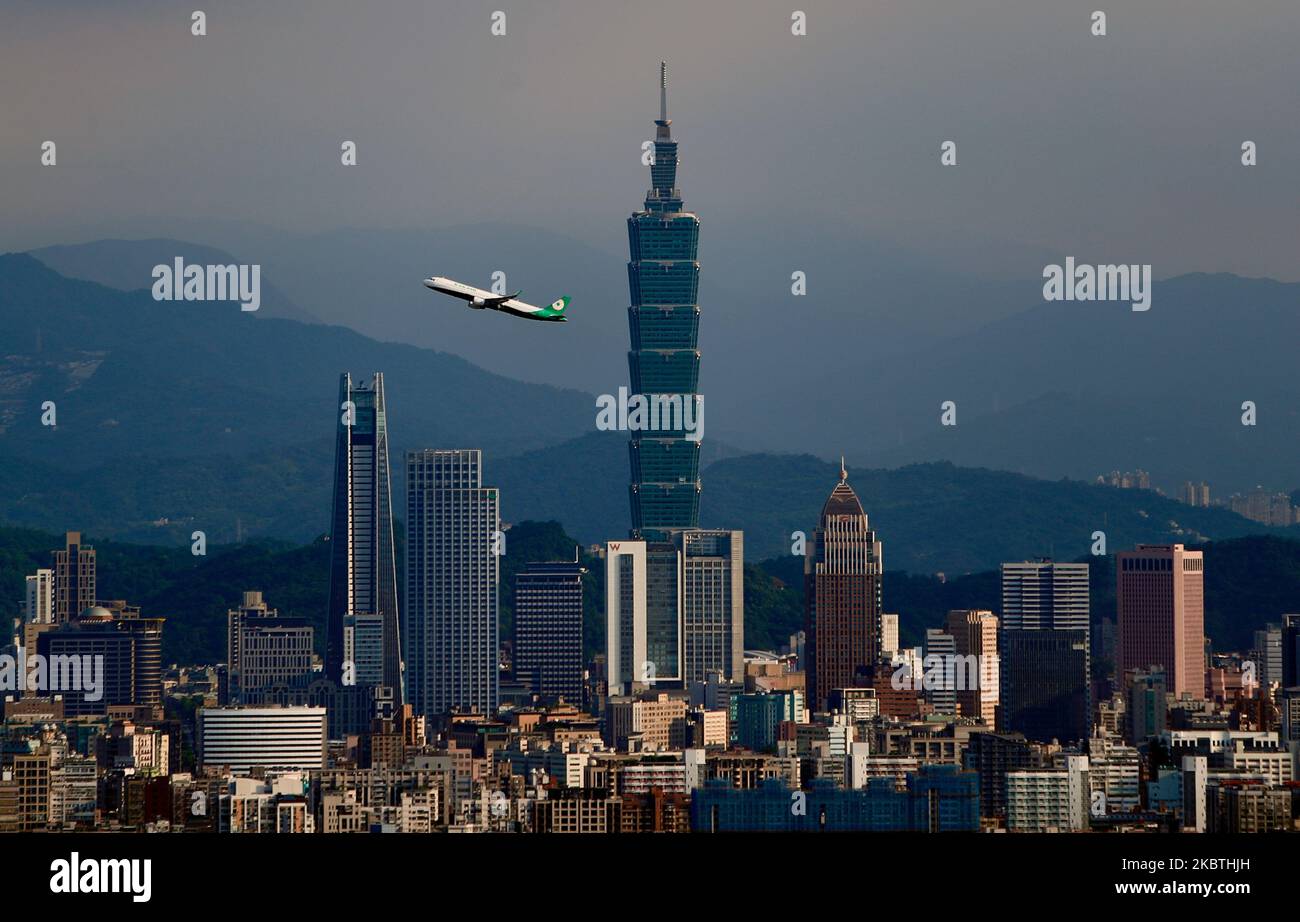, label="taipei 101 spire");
[659,61,668,125]
[627,62,702,540]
